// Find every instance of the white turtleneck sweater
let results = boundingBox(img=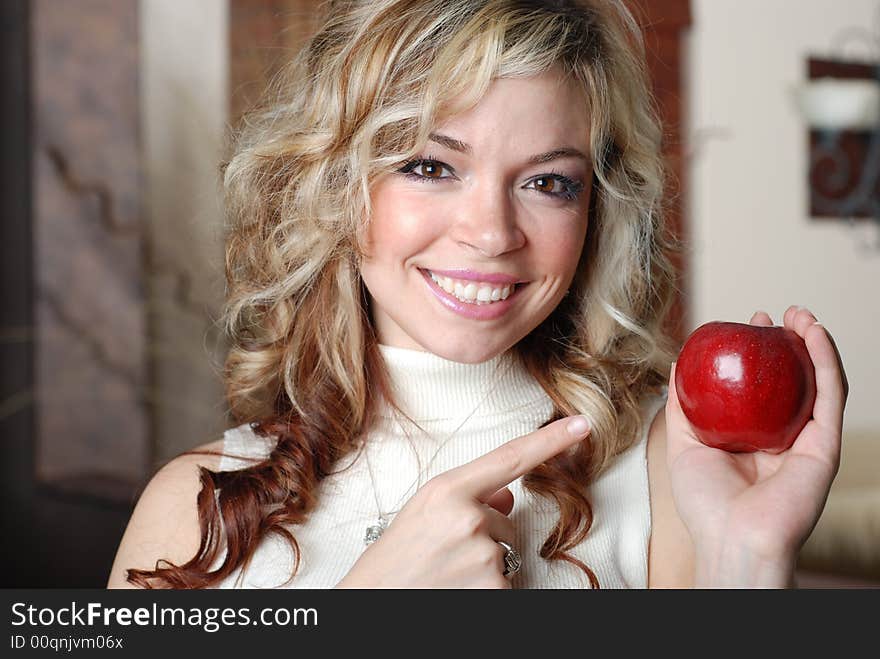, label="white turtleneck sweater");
[213,344,666,589]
